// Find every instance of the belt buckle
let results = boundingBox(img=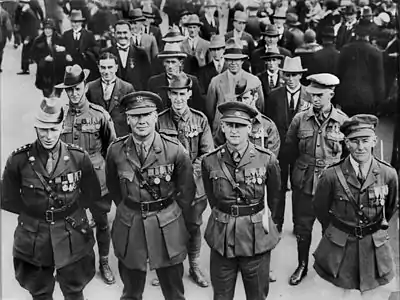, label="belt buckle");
[141,202,150,214]
[354,226,363,239]
[316,159,325,167]
[45,210,54,223]
[231,205,239,217]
